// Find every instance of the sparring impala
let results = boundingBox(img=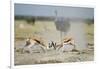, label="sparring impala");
[49,36,76,52]
[22,36,49,53]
